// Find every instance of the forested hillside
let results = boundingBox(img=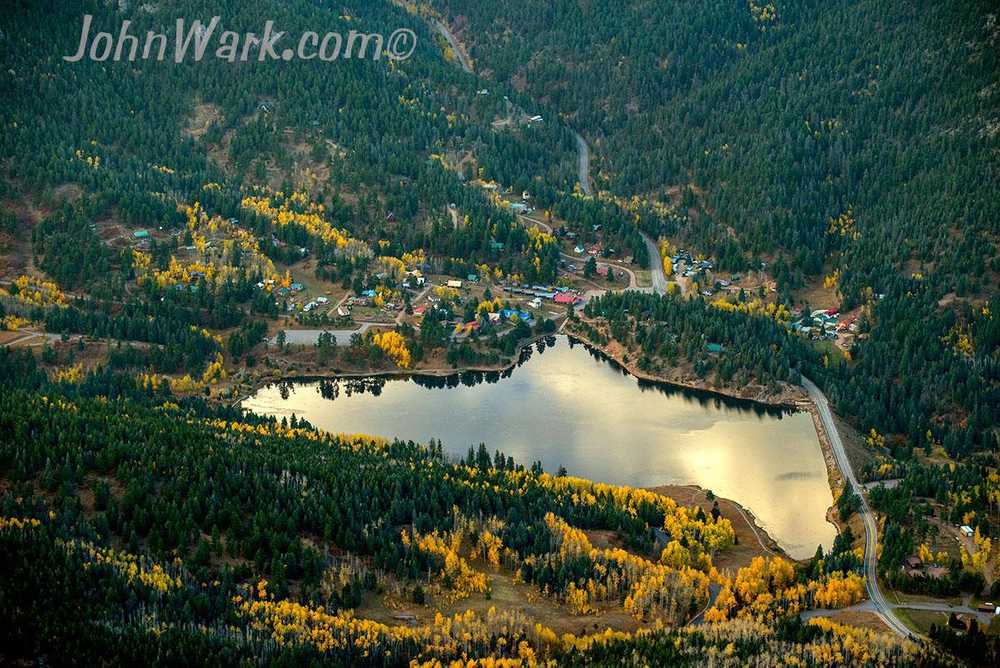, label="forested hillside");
[0,351,951,665]
[1,0,578,299]
[436,0,999,486]
[1,0,998,664]
[434,0,999,288]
